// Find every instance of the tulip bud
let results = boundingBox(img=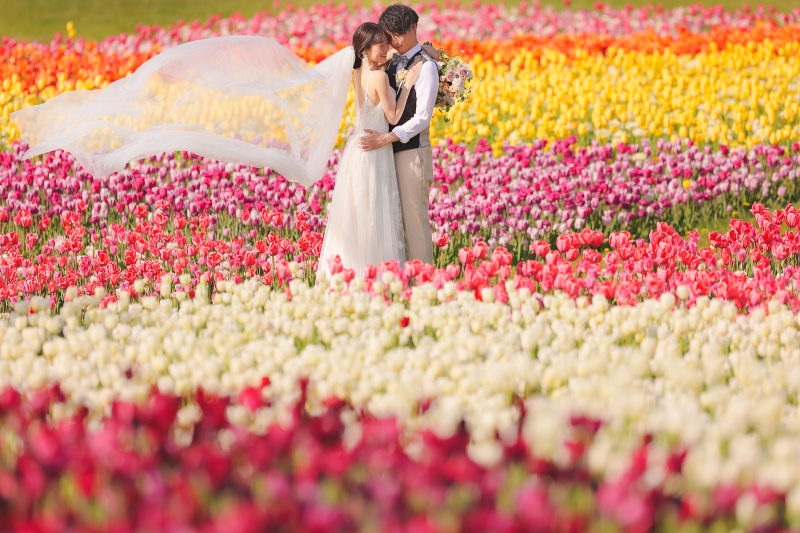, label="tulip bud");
[44,316,63,335]
[505,279,516,295]
[104,315,118,331]
[13,300,30,316]
[65,286,78,302]
[160,283,172,298]
[179,273,191,286]
[157,376,175,394]
[31,297,49,312]
[349,278,365,293]
[133,279,145,294]
[444,282,457,298]
[660,292,676,310]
